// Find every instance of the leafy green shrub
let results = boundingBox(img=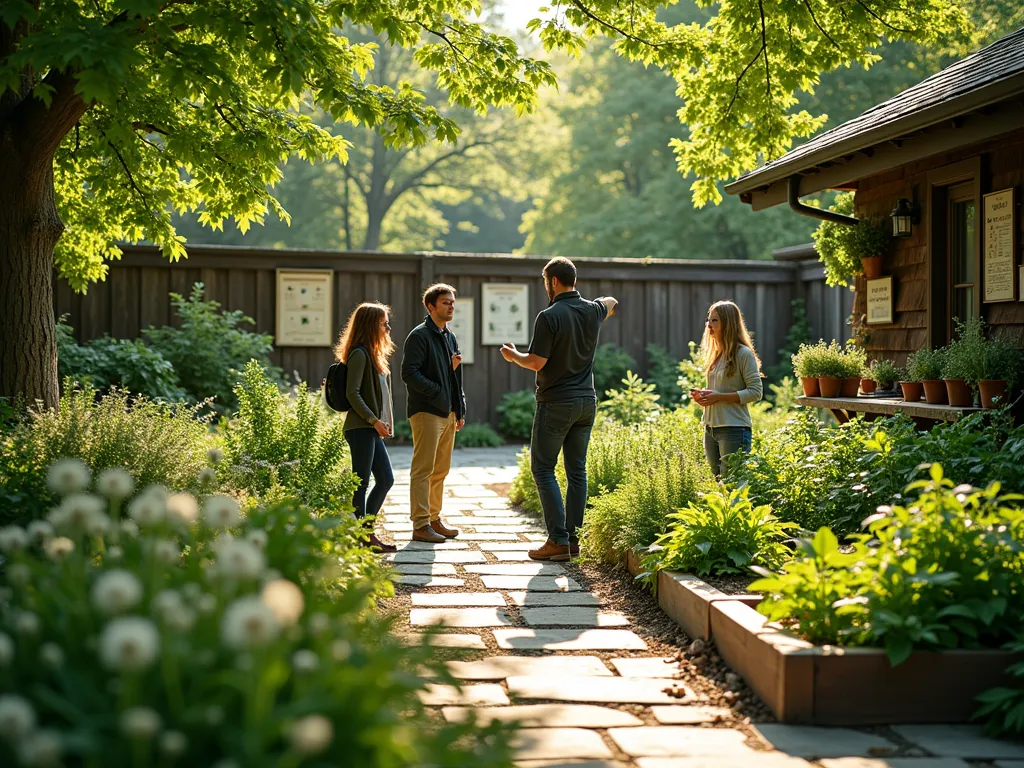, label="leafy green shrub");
[0,385,214,526]
[766,299,812,383]
[593,344,637,401]
[456,423,504,448]
[57,319,187,402]
[579,410,712,561]
[975,637,1024,737]
[144,283,280,412]
[598,371,661,425]
[507,447,564,516]
[982,335,1023,390]
[906,347,945,381]
[941,317,988,391]
[676,341,707,402]
[643,486,796,577]
[496,389,536,440]
[0,471,515,768]
[392,418,413,444]
[839,344,866,378]
[752,466,1024,664]
[223,362,357,511]
[791,340,832,379]
[645,344,683,406]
